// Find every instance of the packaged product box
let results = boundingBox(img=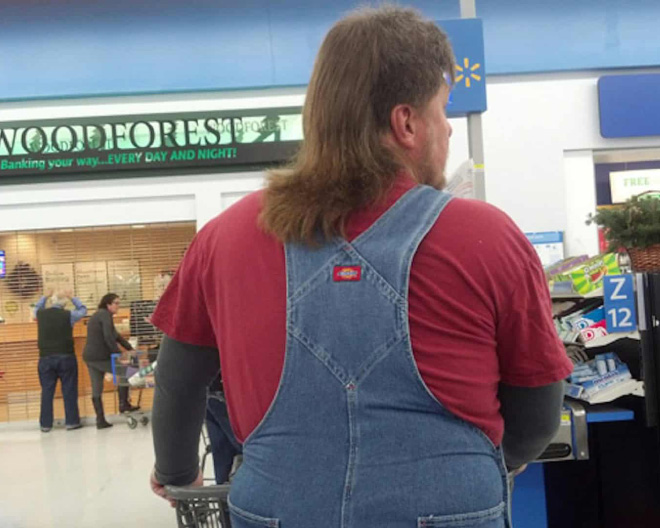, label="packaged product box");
[546,256,589,295]
[545,255,589,278]
[570,306,605,331]
[580,364,632,401]
[567,353,633,403]
[549,253,621,295]
[580,321,608,343]
[567,306,608,343]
